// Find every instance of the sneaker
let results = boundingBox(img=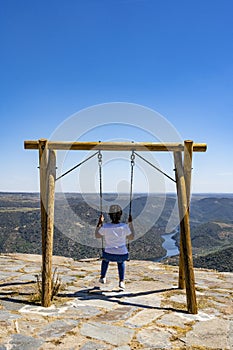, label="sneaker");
[99,277,106,284]
[119,281,125,290]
